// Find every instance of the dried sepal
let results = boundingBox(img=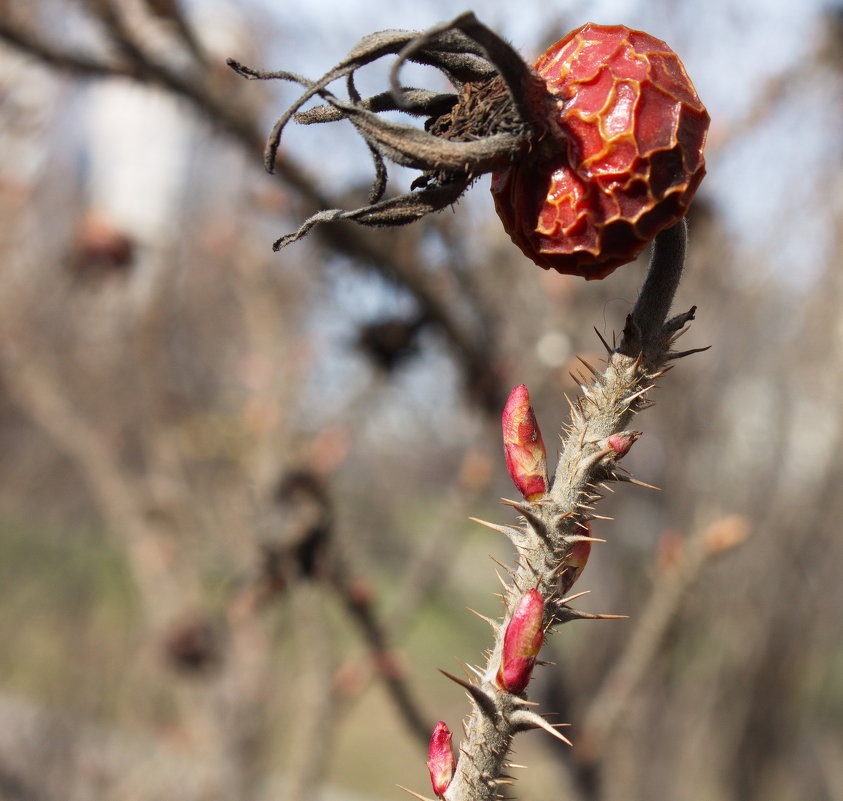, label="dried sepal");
[228,12,543,248]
